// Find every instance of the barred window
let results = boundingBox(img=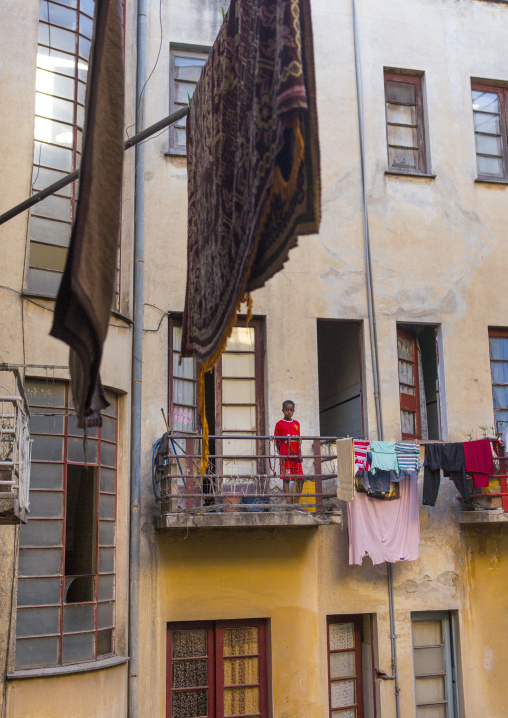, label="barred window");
[15,379,117,669]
